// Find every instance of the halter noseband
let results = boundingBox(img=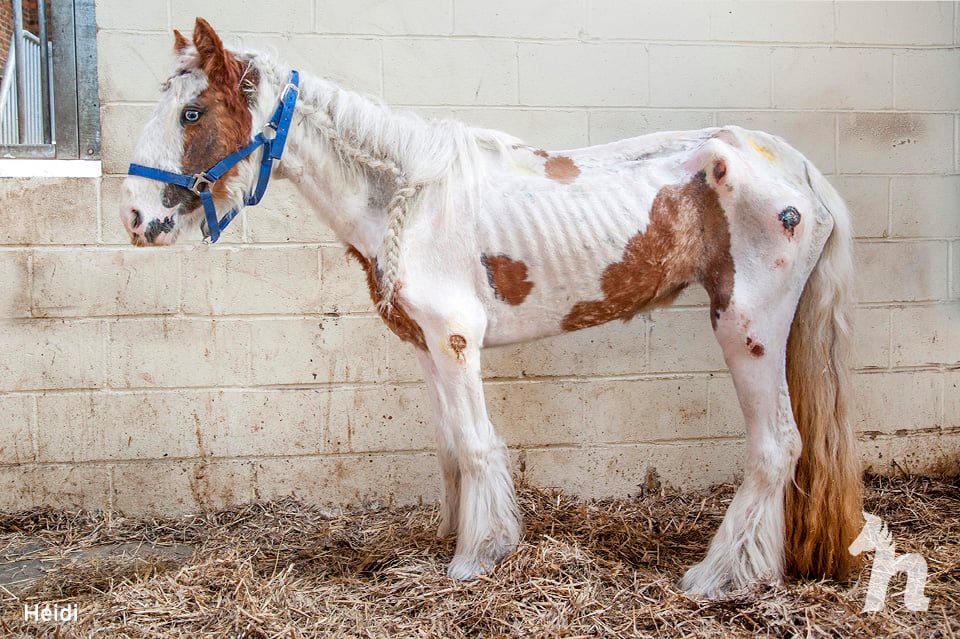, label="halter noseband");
[128,70,300,243]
